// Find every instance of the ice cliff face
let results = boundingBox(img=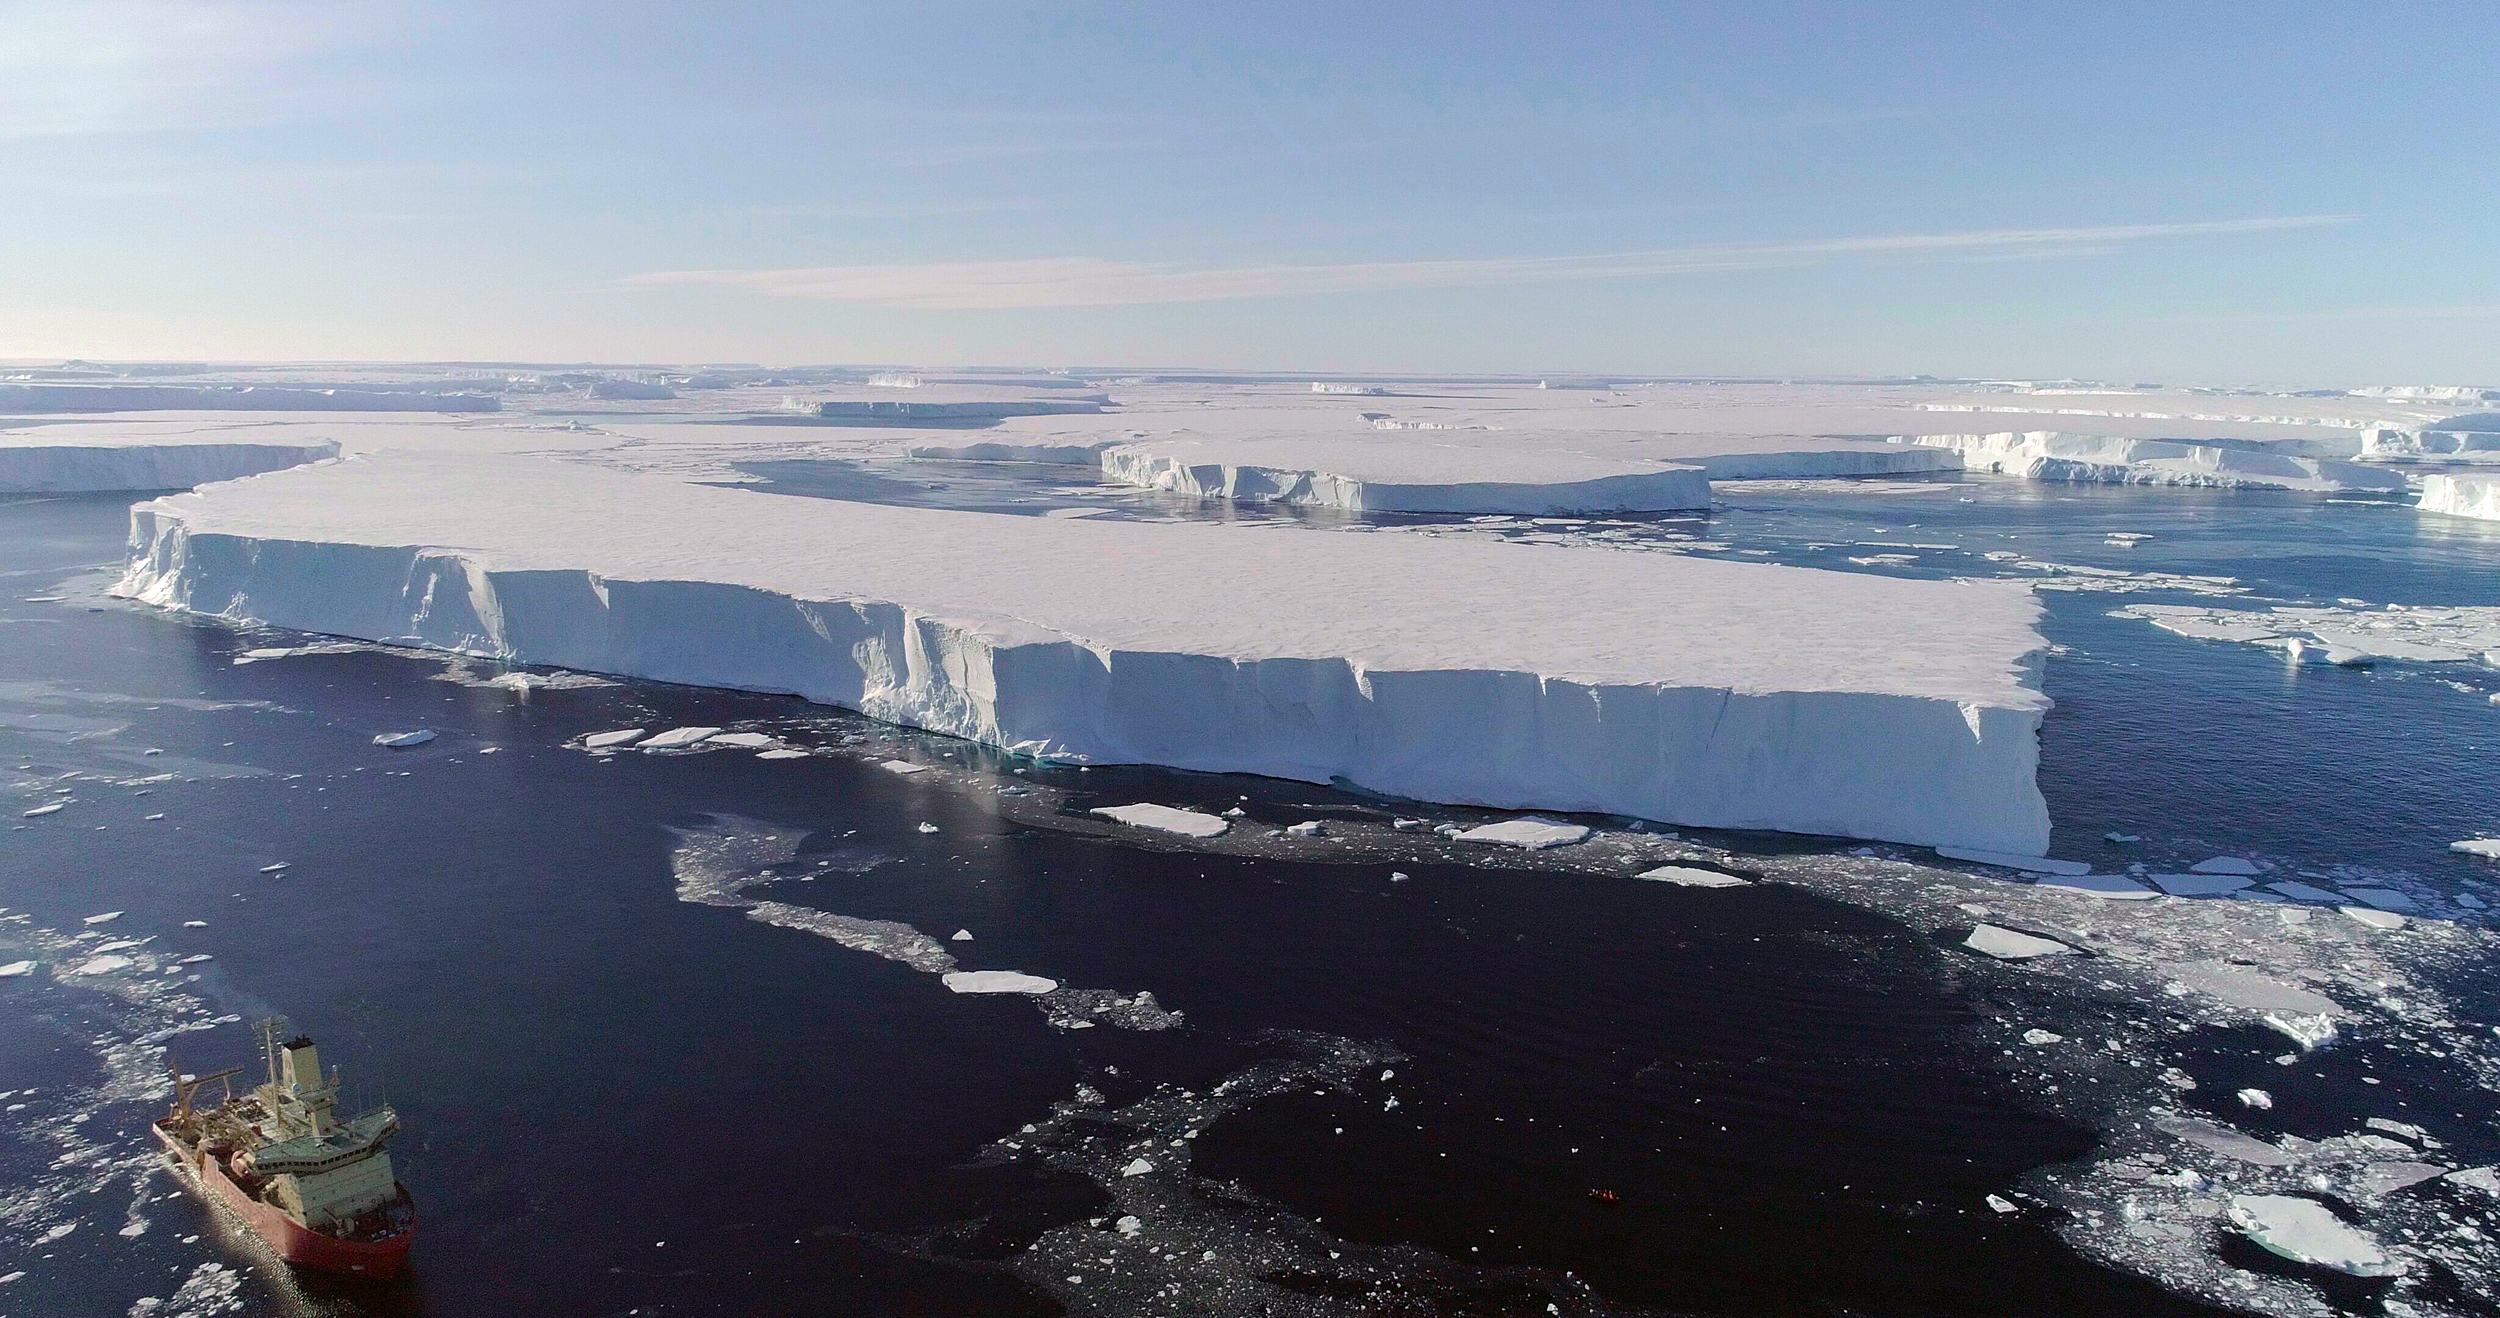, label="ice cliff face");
[117,452,2054,853]
[1910,431,2408,493]
[1099,437,1712,514]
[2417,474,2500,522]
[0,439,340,493]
